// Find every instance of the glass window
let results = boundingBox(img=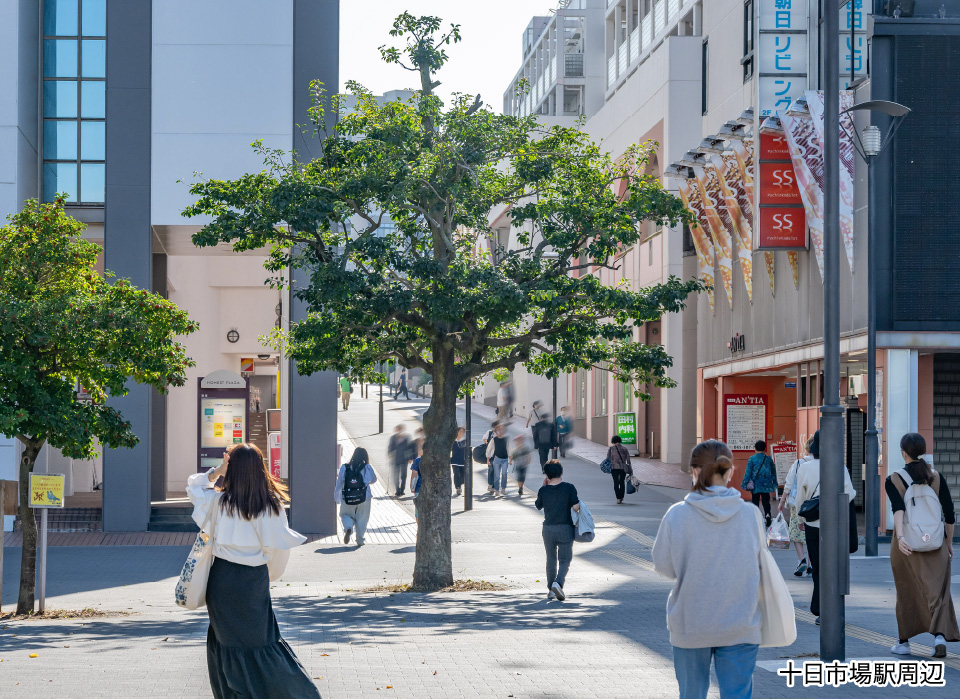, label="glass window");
[43,163,78,202]
[44,81,78,117]
[44,39,78,78]
[44,0,79,36]
[80,80,105,118]
[80,164,105,202]
[44,120,78,160]
[80,121,104,160]
[81,0,106,36]
[81,40,105,78]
